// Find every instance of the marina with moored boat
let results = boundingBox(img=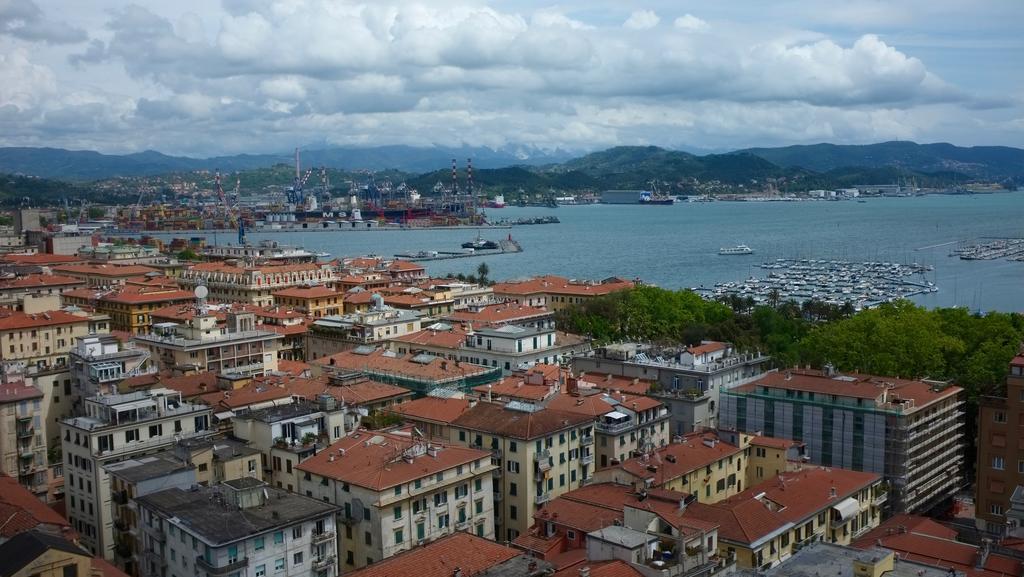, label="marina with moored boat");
[694,258,938,310]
